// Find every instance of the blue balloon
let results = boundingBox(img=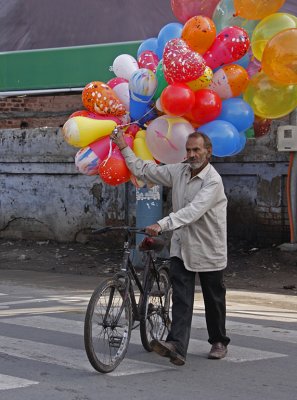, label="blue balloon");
[156,22,183,59]
[138,104,158,127]
[129,94,151,121]
[219,98,254,133]
[199,120,240,157]
[233,51,251,69]
[137,38,159,58]
[230,131,247,155]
